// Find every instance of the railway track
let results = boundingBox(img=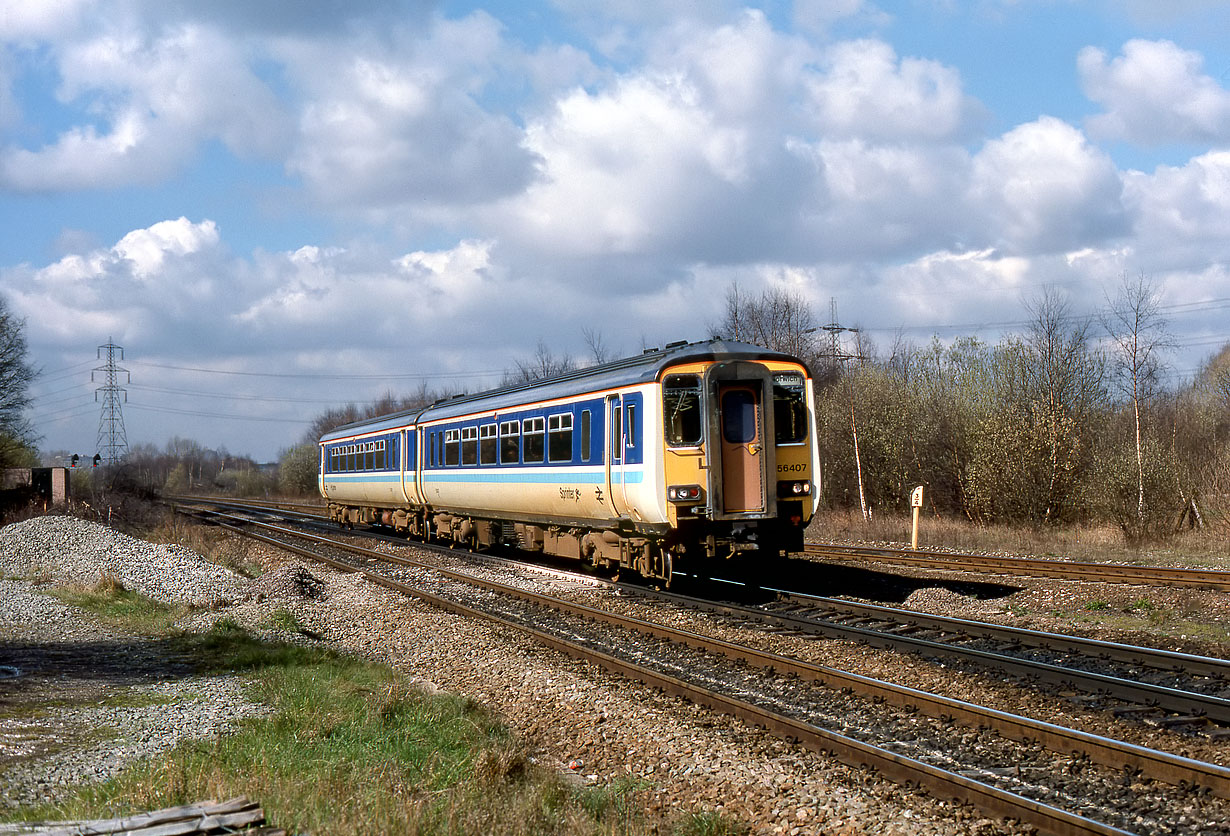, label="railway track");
[180,498,1230,730]
[805,542,1230,592]
[174,499,1230,836]
[652,586,1230,731]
